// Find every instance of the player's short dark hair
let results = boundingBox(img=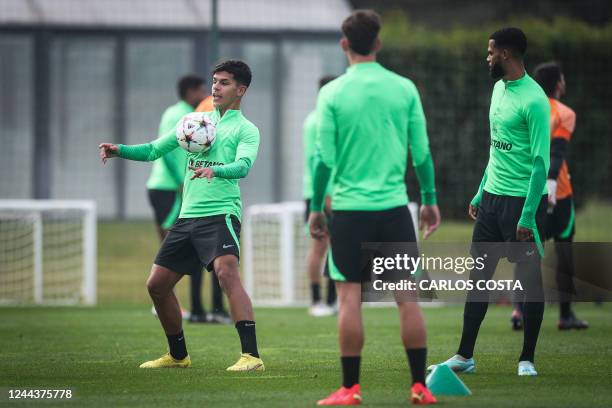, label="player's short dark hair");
[489,27,527,57]
[212,60,252,87]
[341,9,381,56]
[177,75,205,99]
[319,75,337,89]
[533,61,562,97]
